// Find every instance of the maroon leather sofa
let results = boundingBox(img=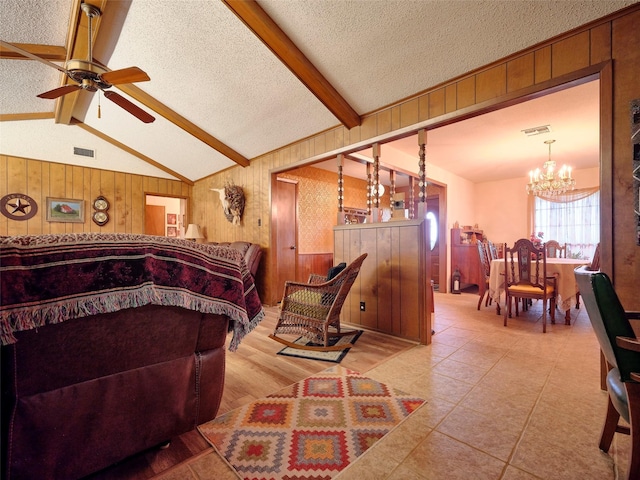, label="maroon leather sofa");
[2,306,229,479]
[0,233,264,480]
[208,241,262,281]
